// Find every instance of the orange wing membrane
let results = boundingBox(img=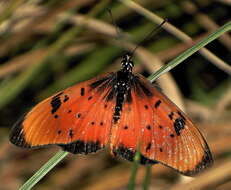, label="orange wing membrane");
[110,74,212,176]
[10,74,116,154]
[10,53,213,176]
